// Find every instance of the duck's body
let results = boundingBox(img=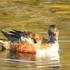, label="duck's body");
[0,30,59,54]
[13,41,59,54]
[36,41,59,55]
